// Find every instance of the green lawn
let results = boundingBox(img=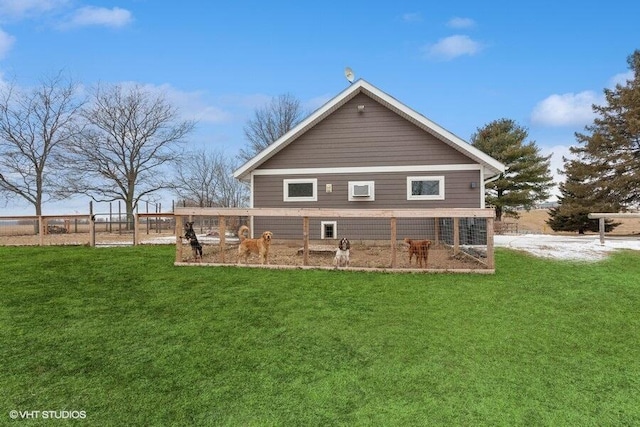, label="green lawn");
[1,245,640,426]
